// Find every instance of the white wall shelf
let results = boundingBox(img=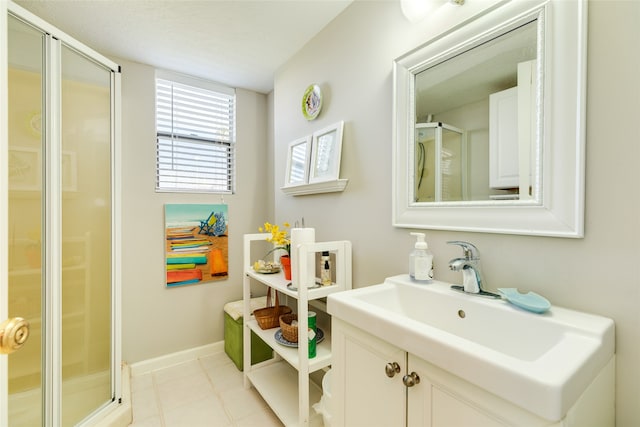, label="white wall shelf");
[280,179,348,196]
[243,233,352,427]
